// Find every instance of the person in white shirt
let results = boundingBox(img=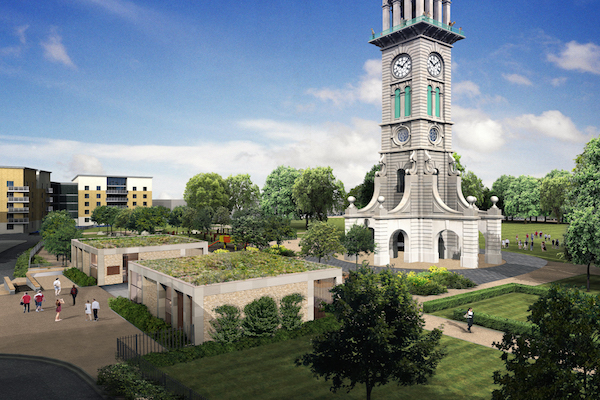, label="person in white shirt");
[91,299,100,321]
[84,300,93,321]
[53,278,61,296]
